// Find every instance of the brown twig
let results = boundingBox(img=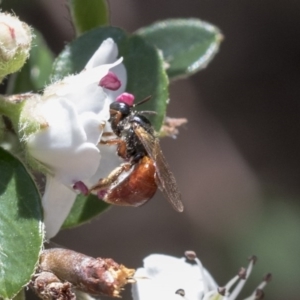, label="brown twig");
[31,248,135,299]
